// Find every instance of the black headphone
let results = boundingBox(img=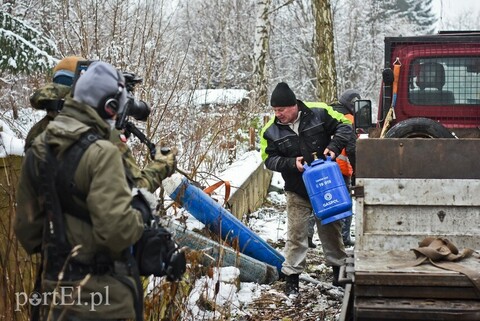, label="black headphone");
[97,70,126,119]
